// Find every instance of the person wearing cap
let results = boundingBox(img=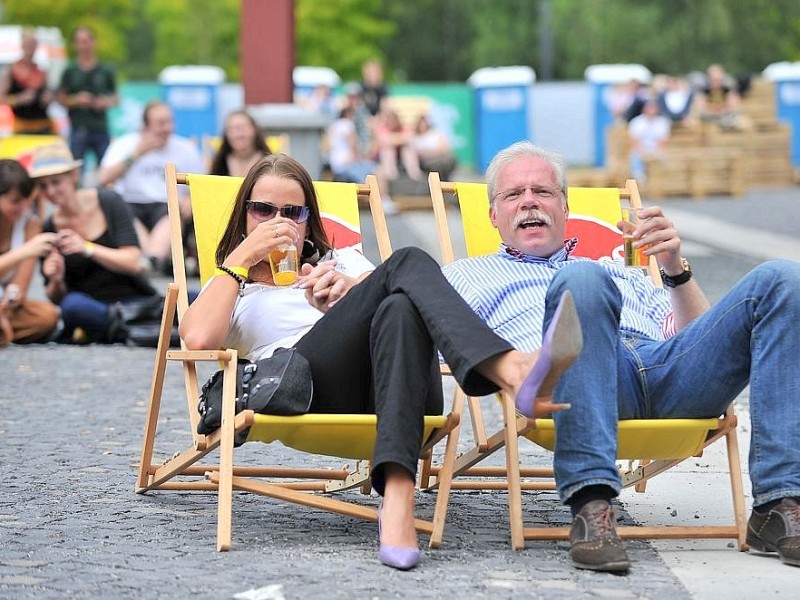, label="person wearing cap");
[31,141,158,344]
[97,100,204,273]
